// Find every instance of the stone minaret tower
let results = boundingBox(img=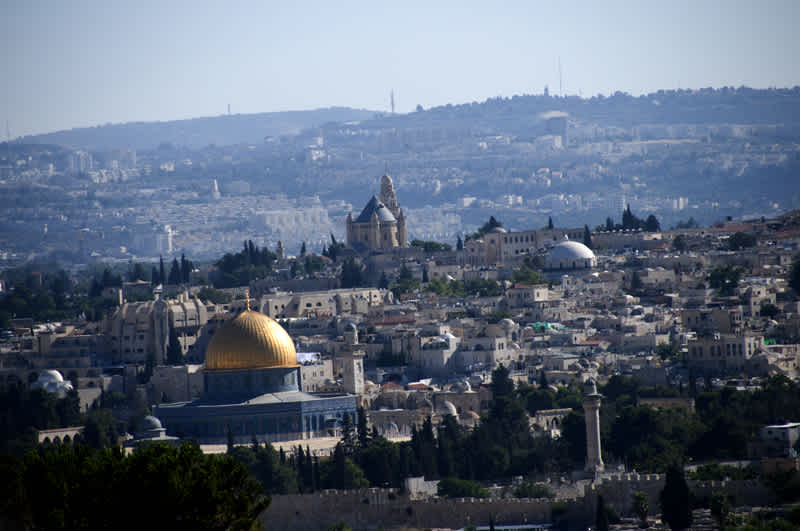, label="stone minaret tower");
[342,351,365,395]
[583,379,604,473]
